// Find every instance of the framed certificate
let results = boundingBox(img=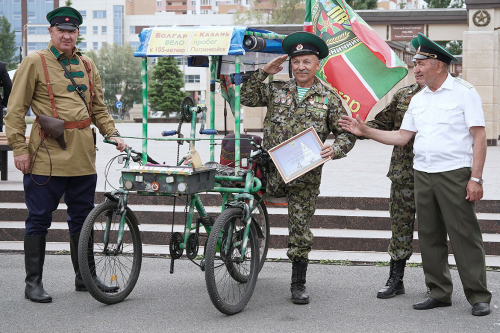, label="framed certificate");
[268,127,329,184]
